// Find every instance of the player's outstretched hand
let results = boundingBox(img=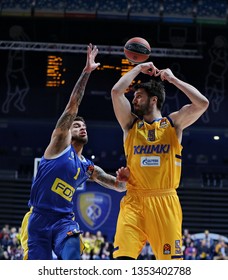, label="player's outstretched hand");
[116,167,130,182]
[84,43,100,73]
